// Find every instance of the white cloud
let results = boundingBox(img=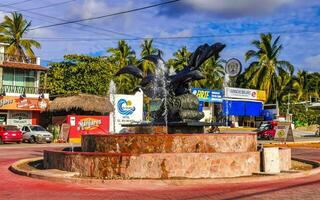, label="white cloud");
[176,0,296,17]
[70,0,134,20]
[0,11,6,21]
[71,0,110,19]
[305,54,320,71]
[185,0,293,10]
[159,29,193,38]
[27,29,55,38]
